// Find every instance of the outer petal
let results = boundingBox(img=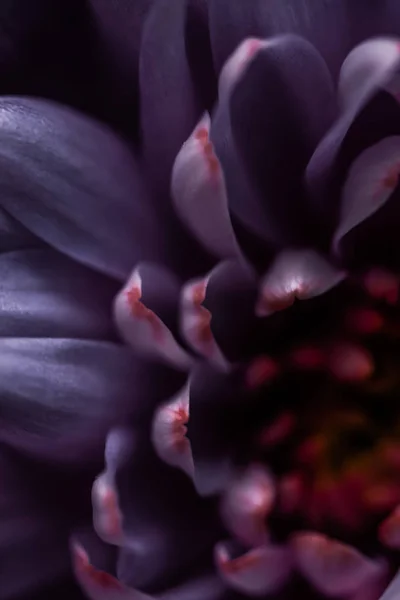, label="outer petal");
[333,136,400,267]
[171,113,241,259]
[215,540,292,597]
[0,338,140,462]
[114,263,193,371]
[0,248,117,339]
[0,207,42,253]
[139,0,201,194]
[0,96,165,281]
[292,531,386,597]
